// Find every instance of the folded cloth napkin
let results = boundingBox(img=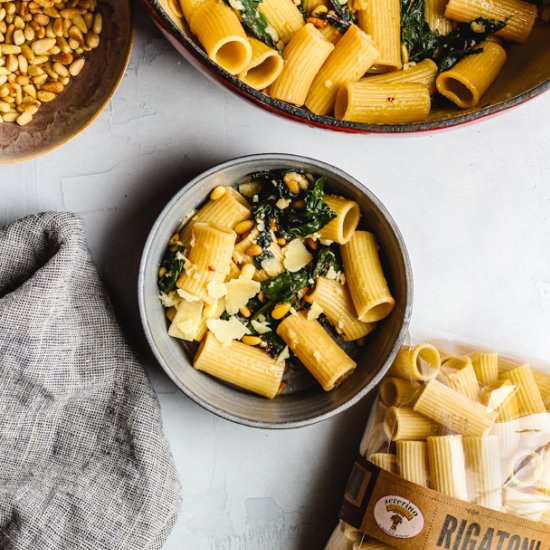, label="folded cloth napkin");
[0,212,181,550]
